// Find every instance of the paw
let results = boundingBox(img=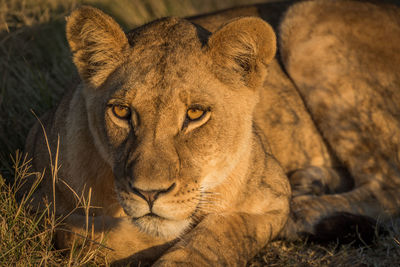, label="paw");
[153,248,193,267]
[310,212,380,244]
[289,166,330,197]
[279,195,325,240]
